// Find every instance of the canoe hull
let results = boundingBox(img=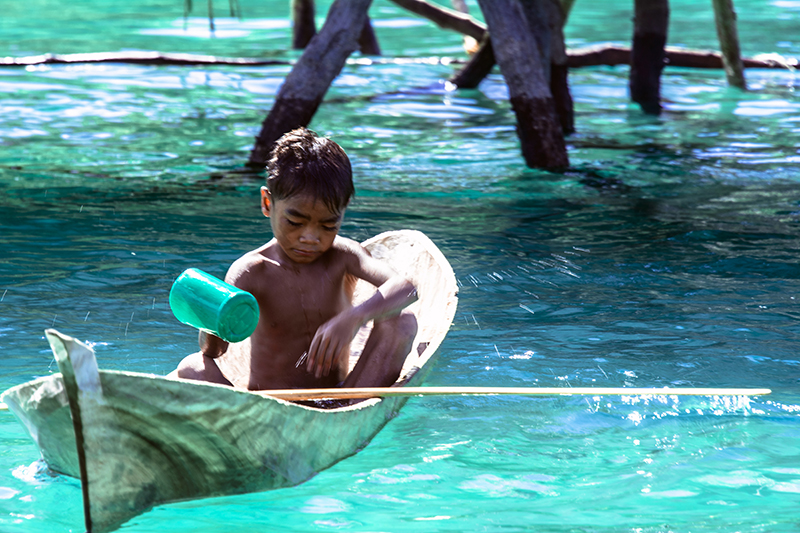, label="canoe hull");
[1,230,458,533]
[4,367,419,531]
